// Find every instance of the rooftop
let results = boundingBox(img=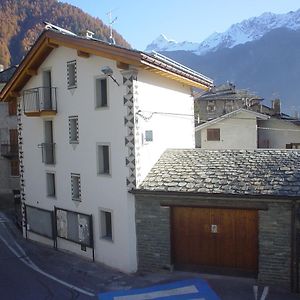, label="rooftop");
[138,149,300,198]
